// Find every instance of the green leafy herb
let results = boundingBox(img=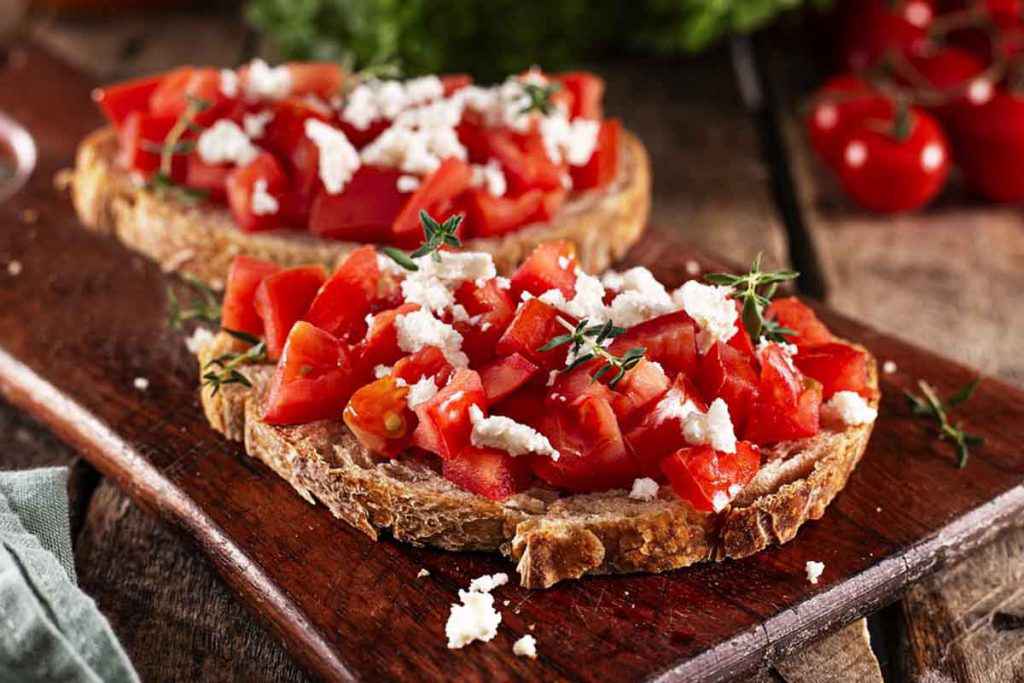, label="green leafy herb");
[519,81,561,116]
[905,378,983,468]
[167,274,222,329]
[705,253,799,342]
[145,95,210,202]
[201,329,268,395]
[539,317,646,388]
[380,246,419,272]
[410,210,463,262]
